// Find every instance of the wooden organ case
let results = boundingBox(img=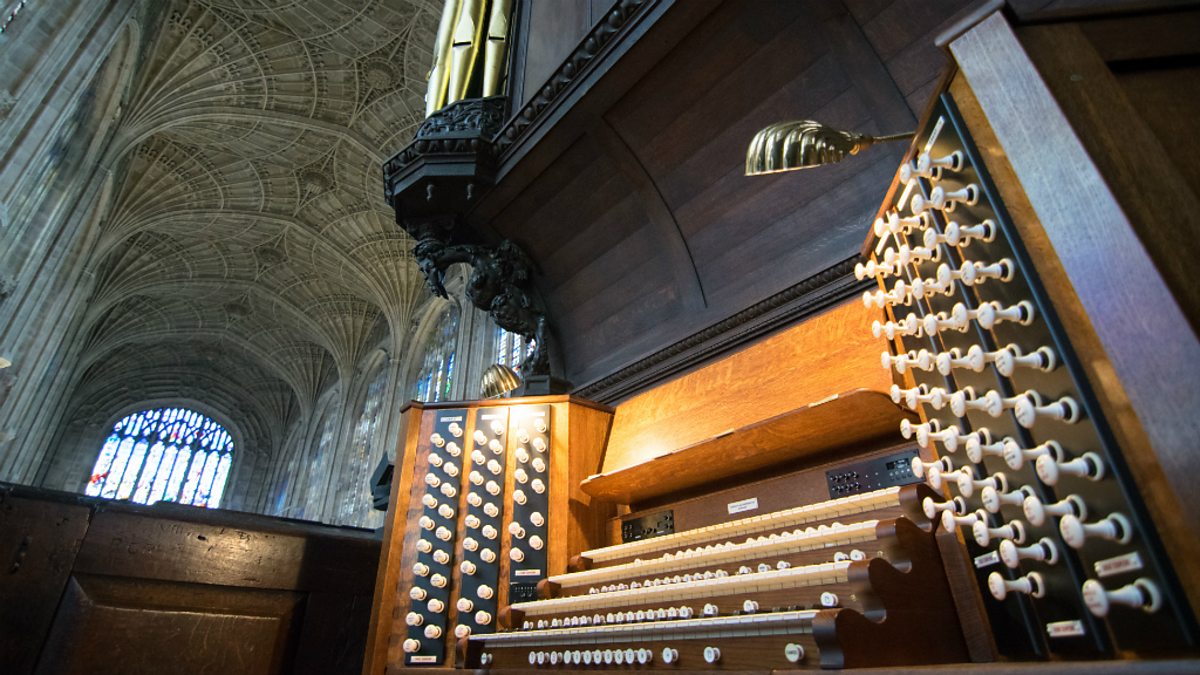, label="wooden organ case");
[365,2,1200,673]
